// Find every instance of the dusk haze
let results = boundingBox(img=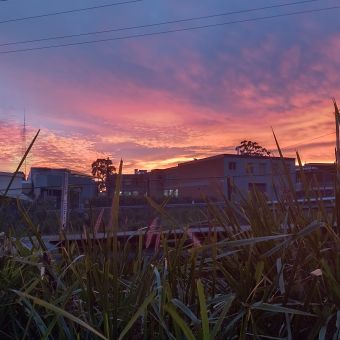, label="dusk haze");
[1,1,340,339]
[1,0,339,174]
